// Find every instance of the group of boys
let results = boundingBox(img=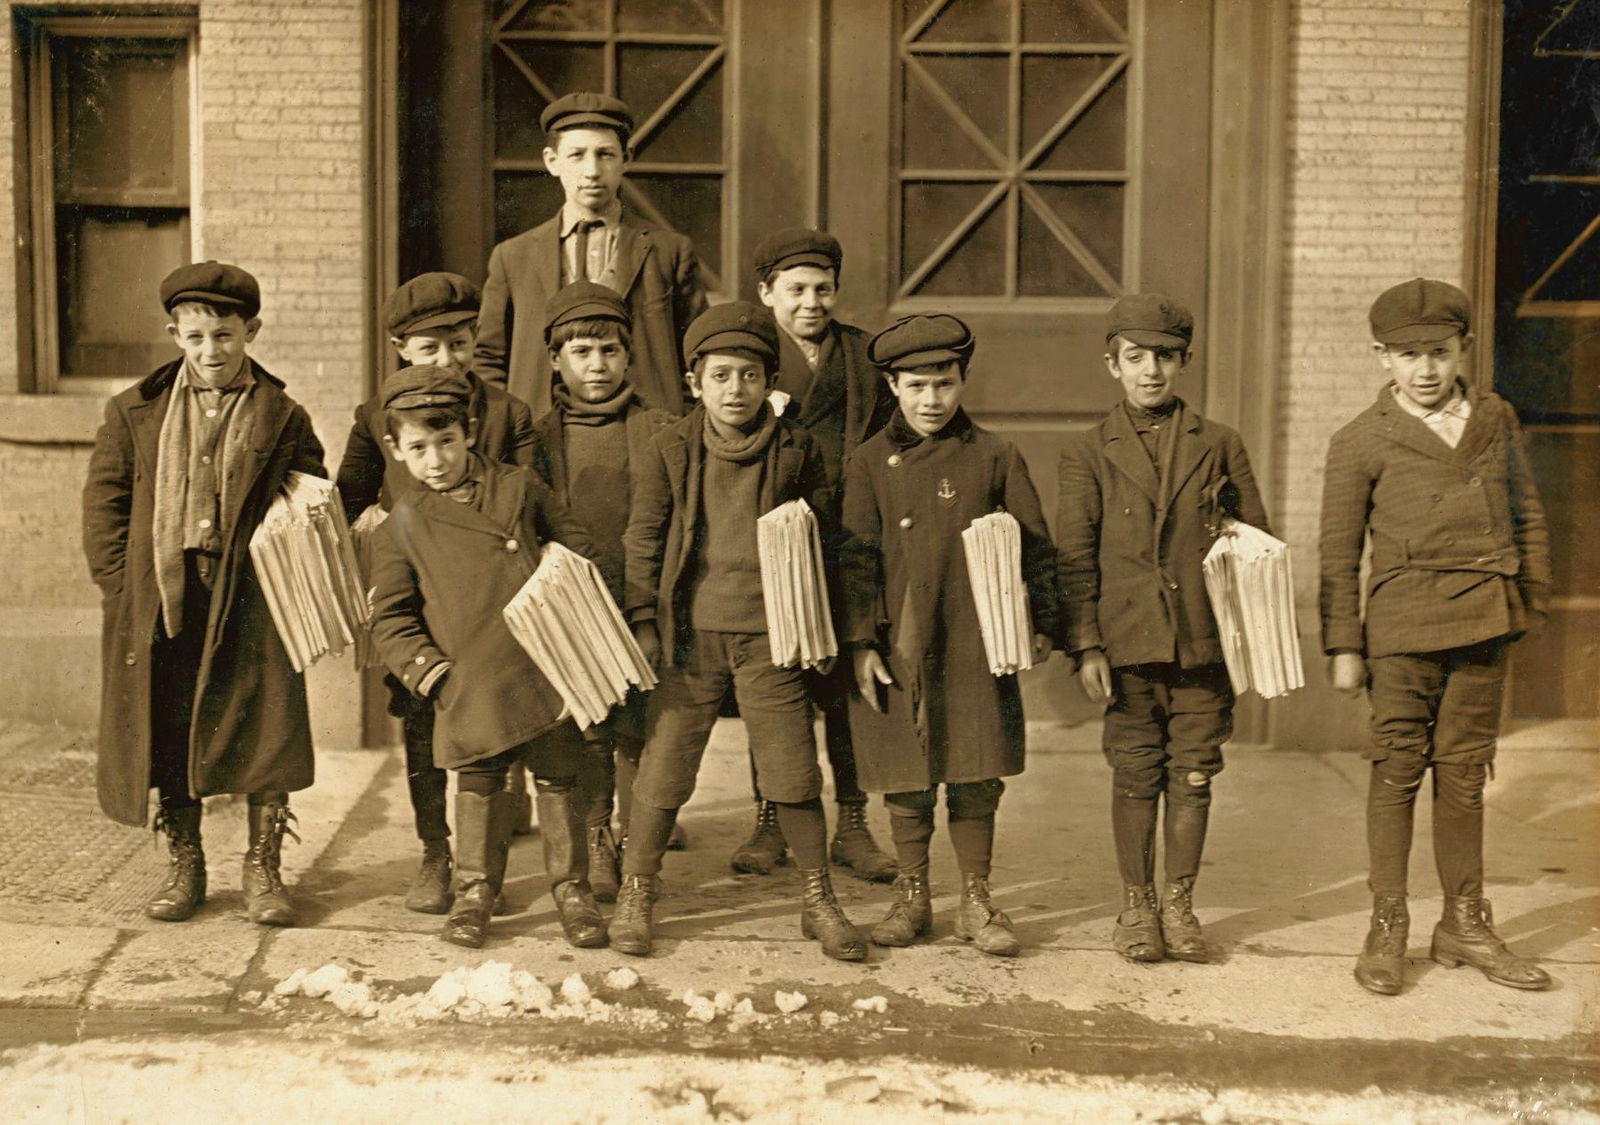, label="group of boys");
[83,90,1552,994]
